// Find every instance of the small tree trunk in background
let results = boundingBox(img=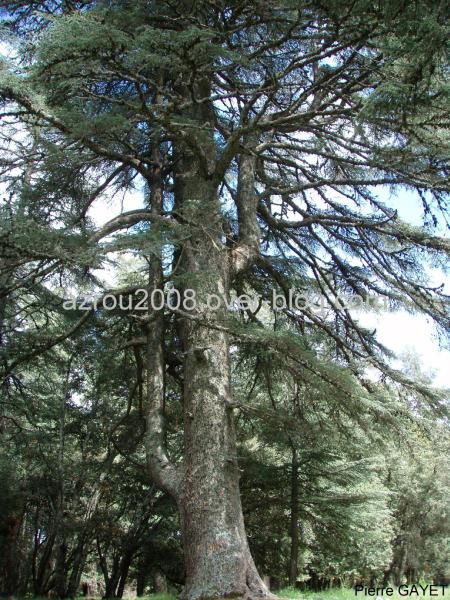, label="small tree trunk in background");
[154,571,168,593]
[288,446,300,587]
[34,530,56,595]
[136,567,146,597]
[116,553,133,599]
[2,513,22,598]
[54,370,69,599]
[397,543,408,585]
[54,541,67,598]
[66,453,118,598]
[66,538,89,598]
